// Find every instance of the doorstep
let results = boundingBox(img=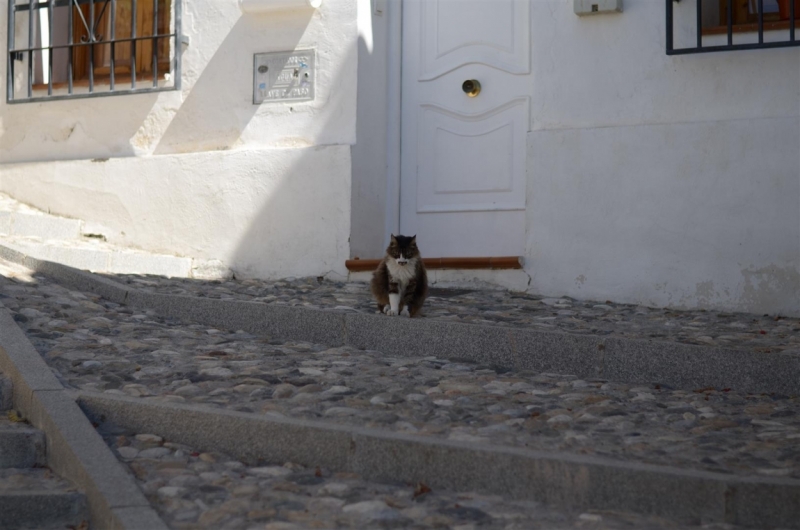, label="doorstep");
[345,256,523,272]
